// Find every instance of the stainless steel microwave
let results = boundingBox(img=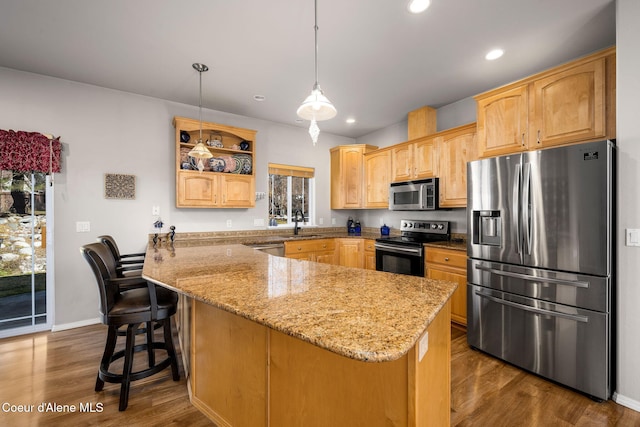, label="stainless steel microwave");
[389,178,439,211]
